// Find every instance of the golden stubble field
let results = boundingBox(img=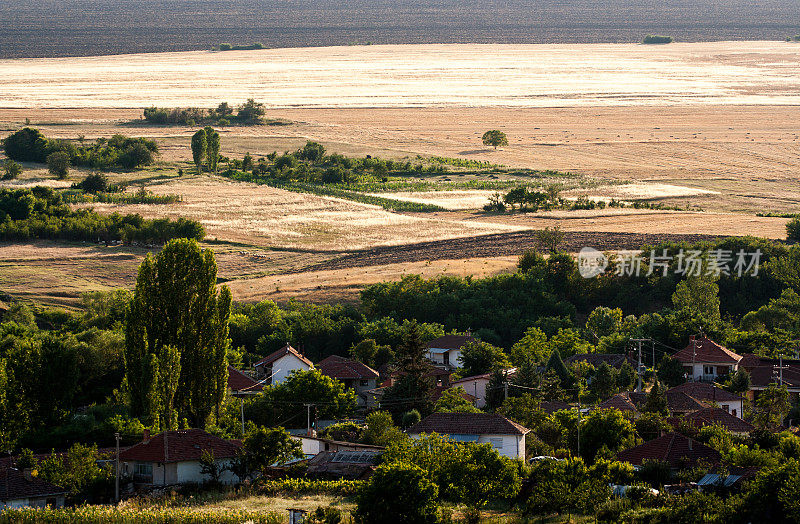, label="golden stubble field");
[0,41,797,306]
